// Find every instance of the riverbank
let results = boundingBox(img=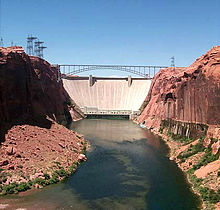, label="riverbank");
[136,46,220,209]
[149,127,220,210]
[0,118,89,195]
